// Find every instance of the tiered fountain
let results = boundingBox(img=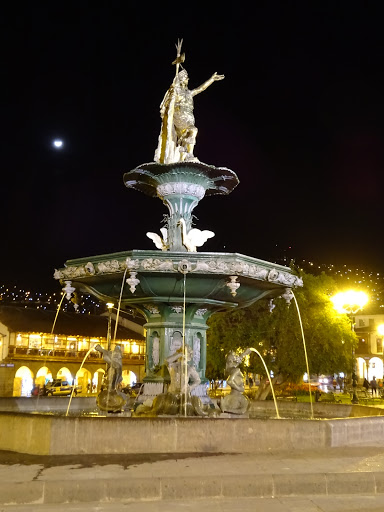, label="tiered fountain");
[3,42,383,458]
[54,41,302,412]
